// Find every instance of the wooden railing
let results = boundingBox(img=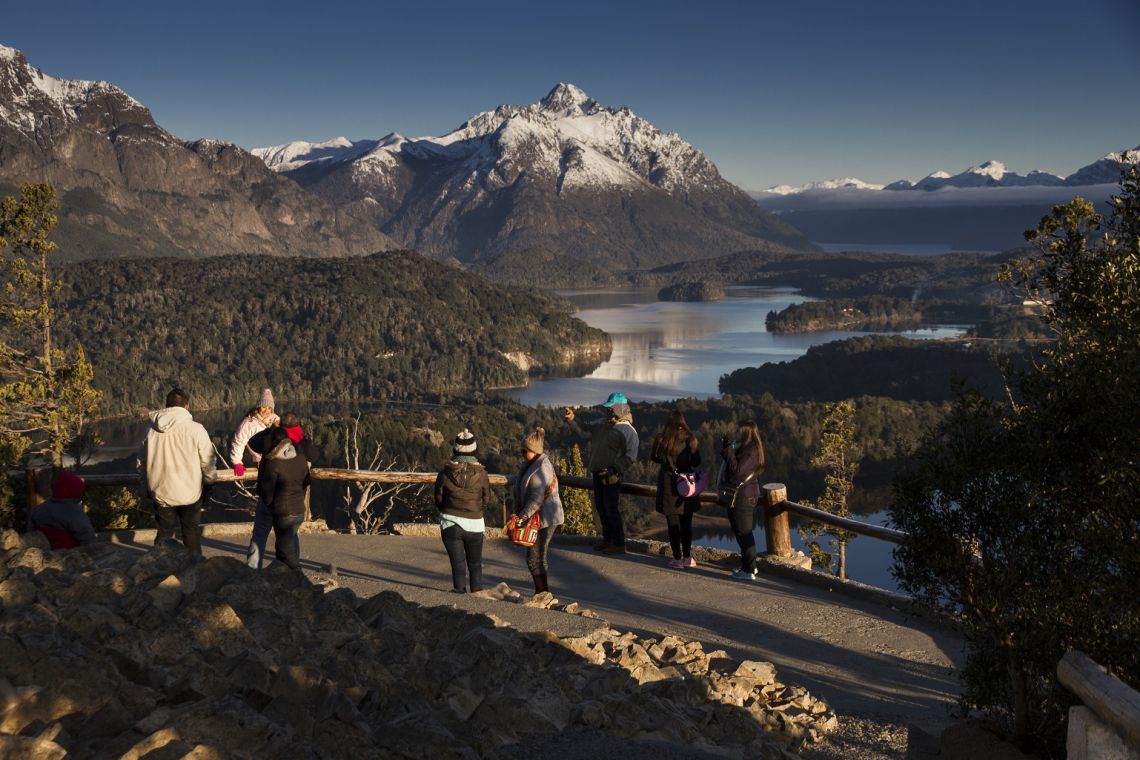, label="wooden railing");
[26,467,910,555]
[1058,650,1140,756]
